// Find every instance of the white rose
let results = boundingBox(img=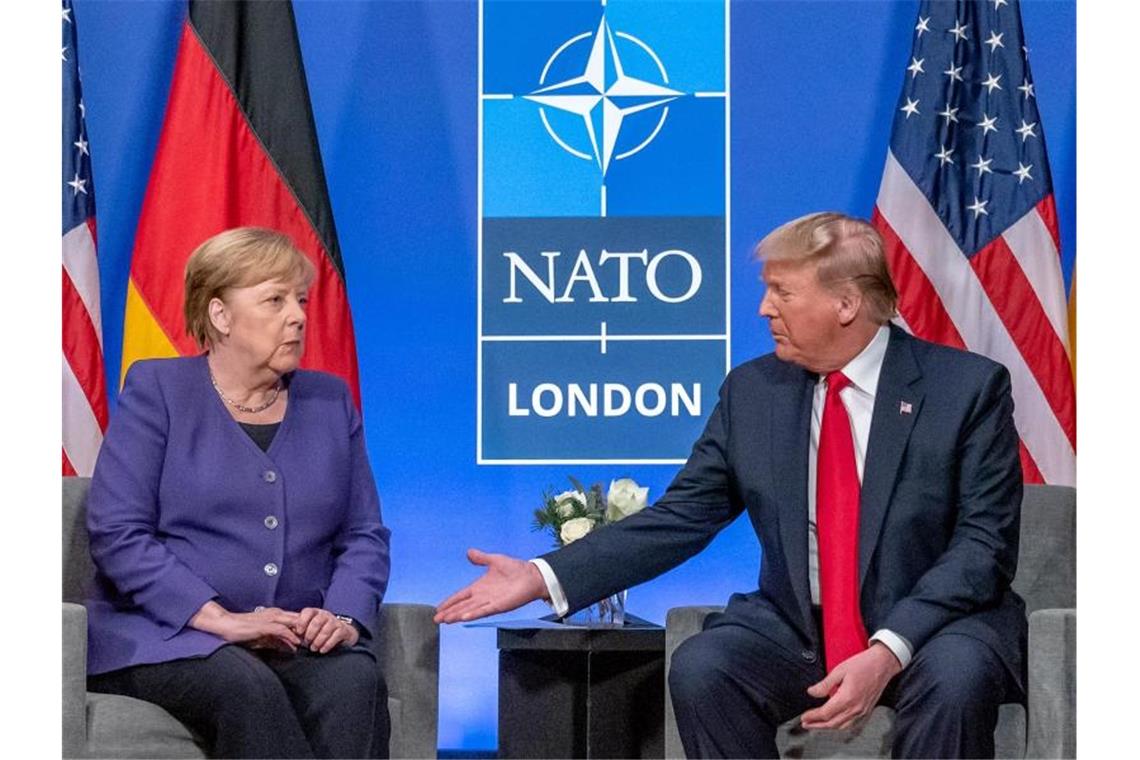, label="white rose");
[606,478,649,522]
[553,490,588,517]
[560,517,594,545]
